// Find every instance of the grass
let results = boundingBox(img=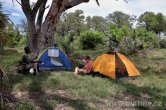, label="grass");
[0,48,166,110]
